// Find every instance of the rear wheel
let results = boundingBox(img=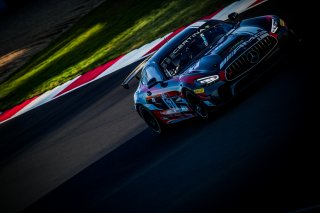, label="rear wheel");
[139,106,163,134]
[185,91,209,119]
